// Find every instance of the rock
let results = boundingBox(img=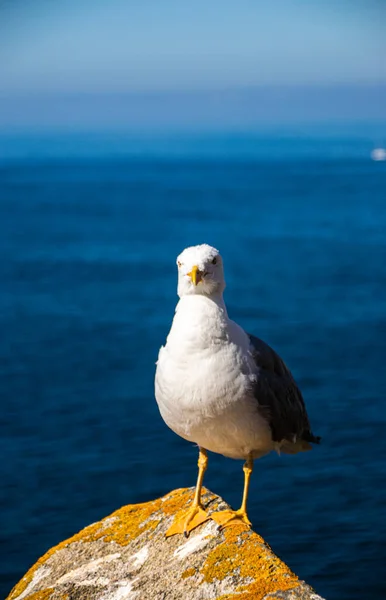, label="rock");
[7,488,324,600]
